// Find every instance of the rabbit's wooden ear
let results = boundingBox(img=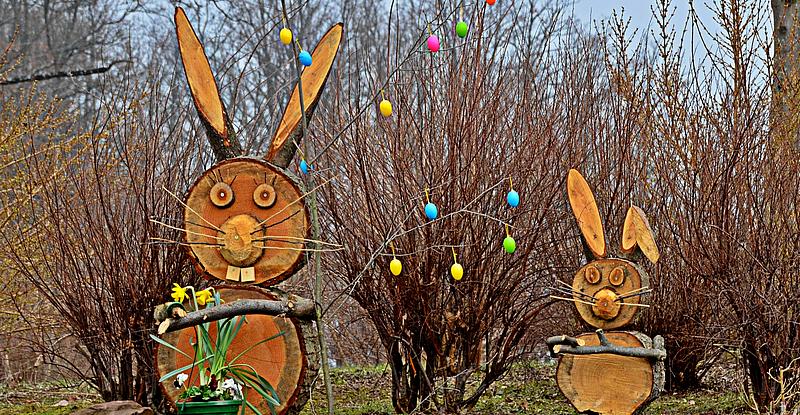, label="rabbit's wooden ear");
[567,169,607,259]
[622,205,660,264]
[267,23,344,168]
[175,7,238,158]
